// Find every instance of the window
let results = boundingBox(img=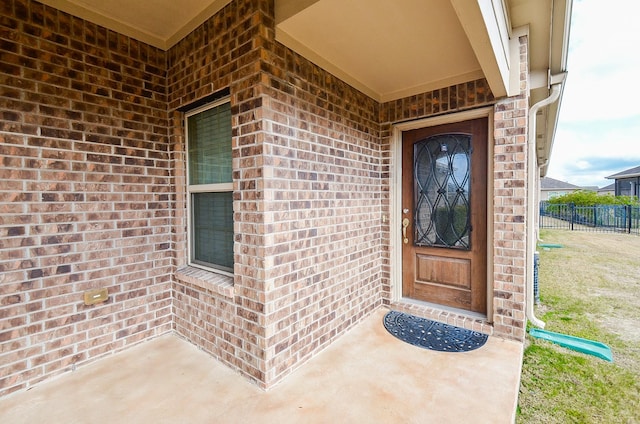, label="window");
[185,98,234,275]
[616,179,633,197]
